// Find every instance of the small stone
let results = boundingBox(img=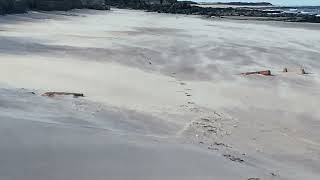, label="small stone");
[299,68,306,75]
[283,67,288,72]
[271,172,277,176]
[201,118,210,122]
[208,146,218,151]
[223,154,244,163]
